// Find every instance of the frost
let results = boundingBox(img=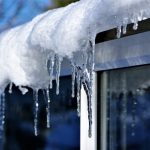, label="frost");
[0,0,149,138]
